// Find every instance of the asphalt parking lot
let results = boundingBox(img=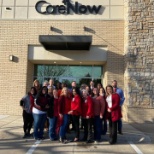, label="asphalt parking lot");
[0,115,154,154]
